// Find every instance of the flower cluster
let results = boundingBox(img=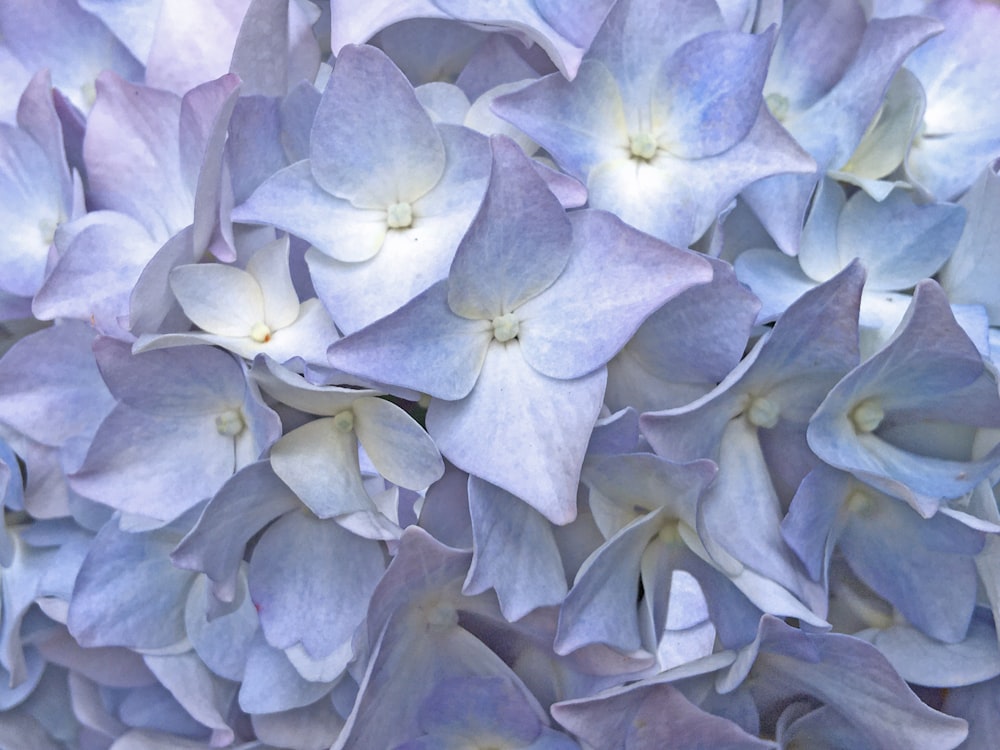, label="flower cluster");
[1,0,999,747]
